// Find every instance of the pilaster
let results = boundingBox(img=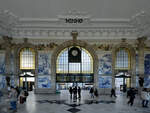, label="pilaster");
[137,37,147,78]
[2,36,12,86]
